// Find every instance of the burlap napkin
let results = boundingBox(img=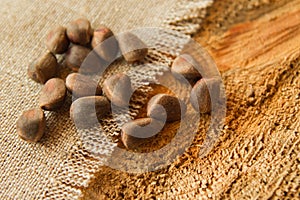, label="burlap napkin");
[0,0,213,199]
